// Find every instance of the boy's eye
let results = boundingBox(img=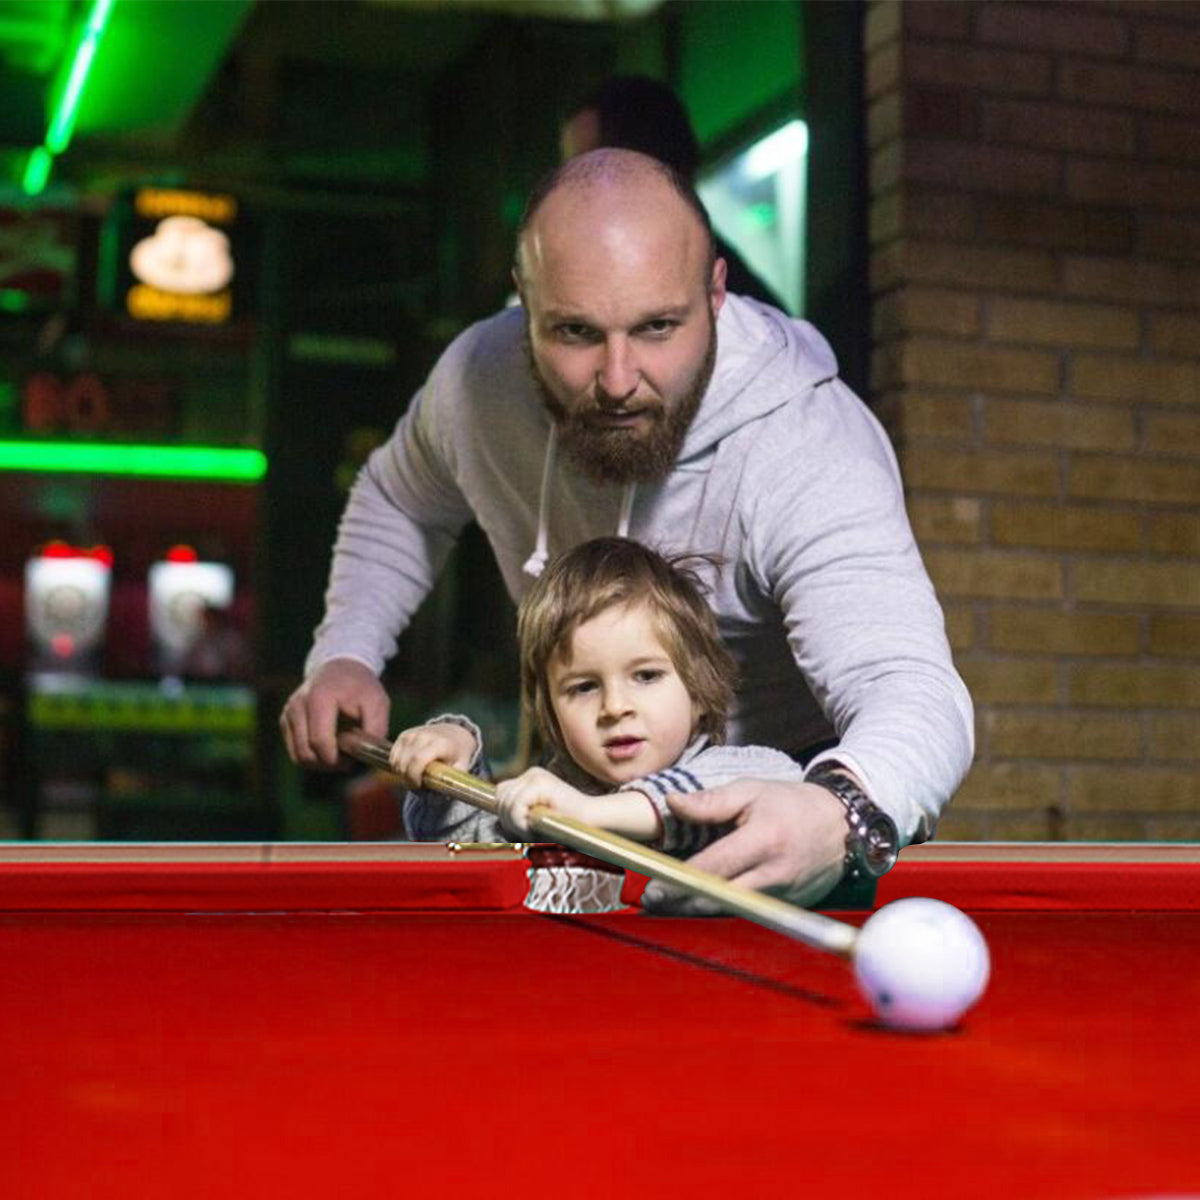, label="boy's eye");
[634,668,665,684]
[565,680,597,697]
